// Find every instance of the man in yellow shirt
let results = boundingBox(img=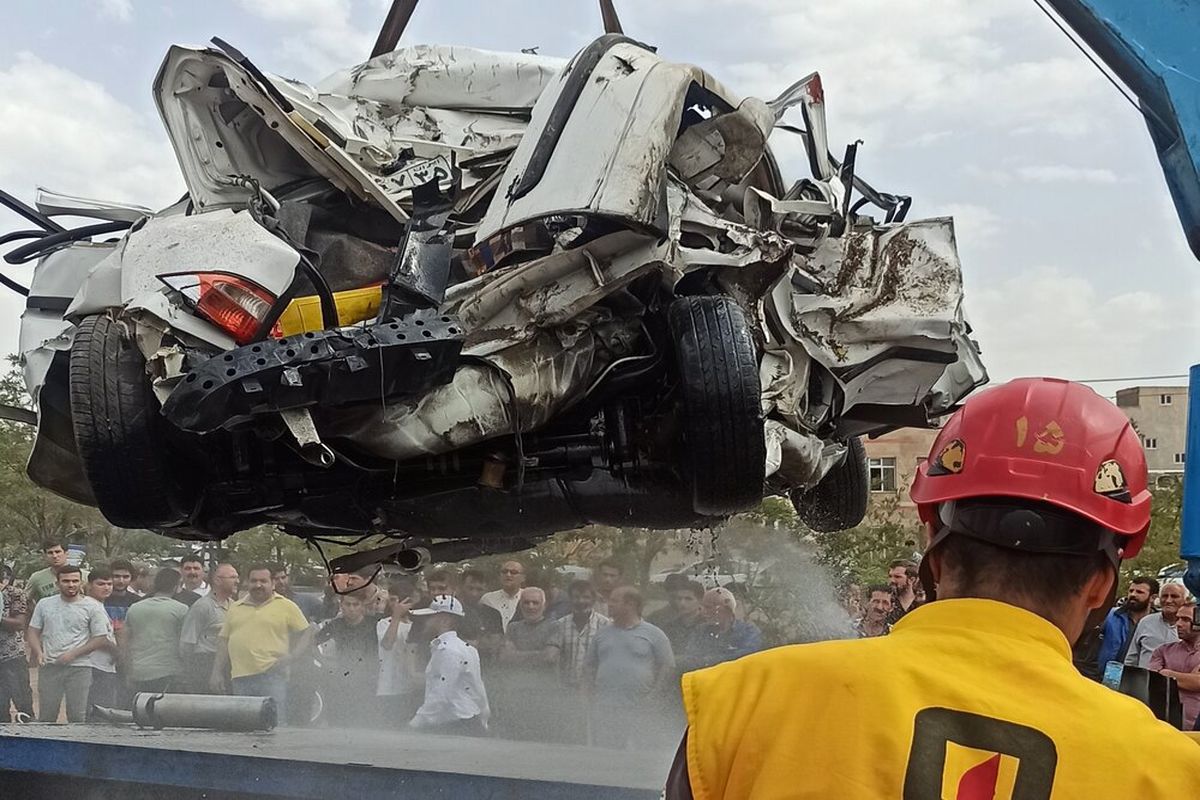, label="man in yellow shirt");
[211,563,312,715]
[669,378,1200,799]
